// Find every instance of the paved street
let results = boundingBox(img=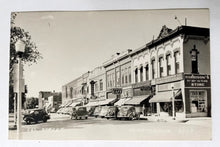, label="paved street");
[9,113,211,140]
